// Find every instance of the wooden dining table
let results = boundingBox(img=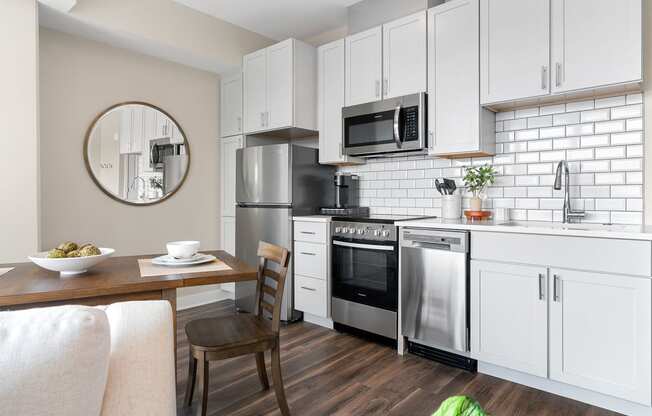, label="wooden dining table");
[0,250,258,367]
